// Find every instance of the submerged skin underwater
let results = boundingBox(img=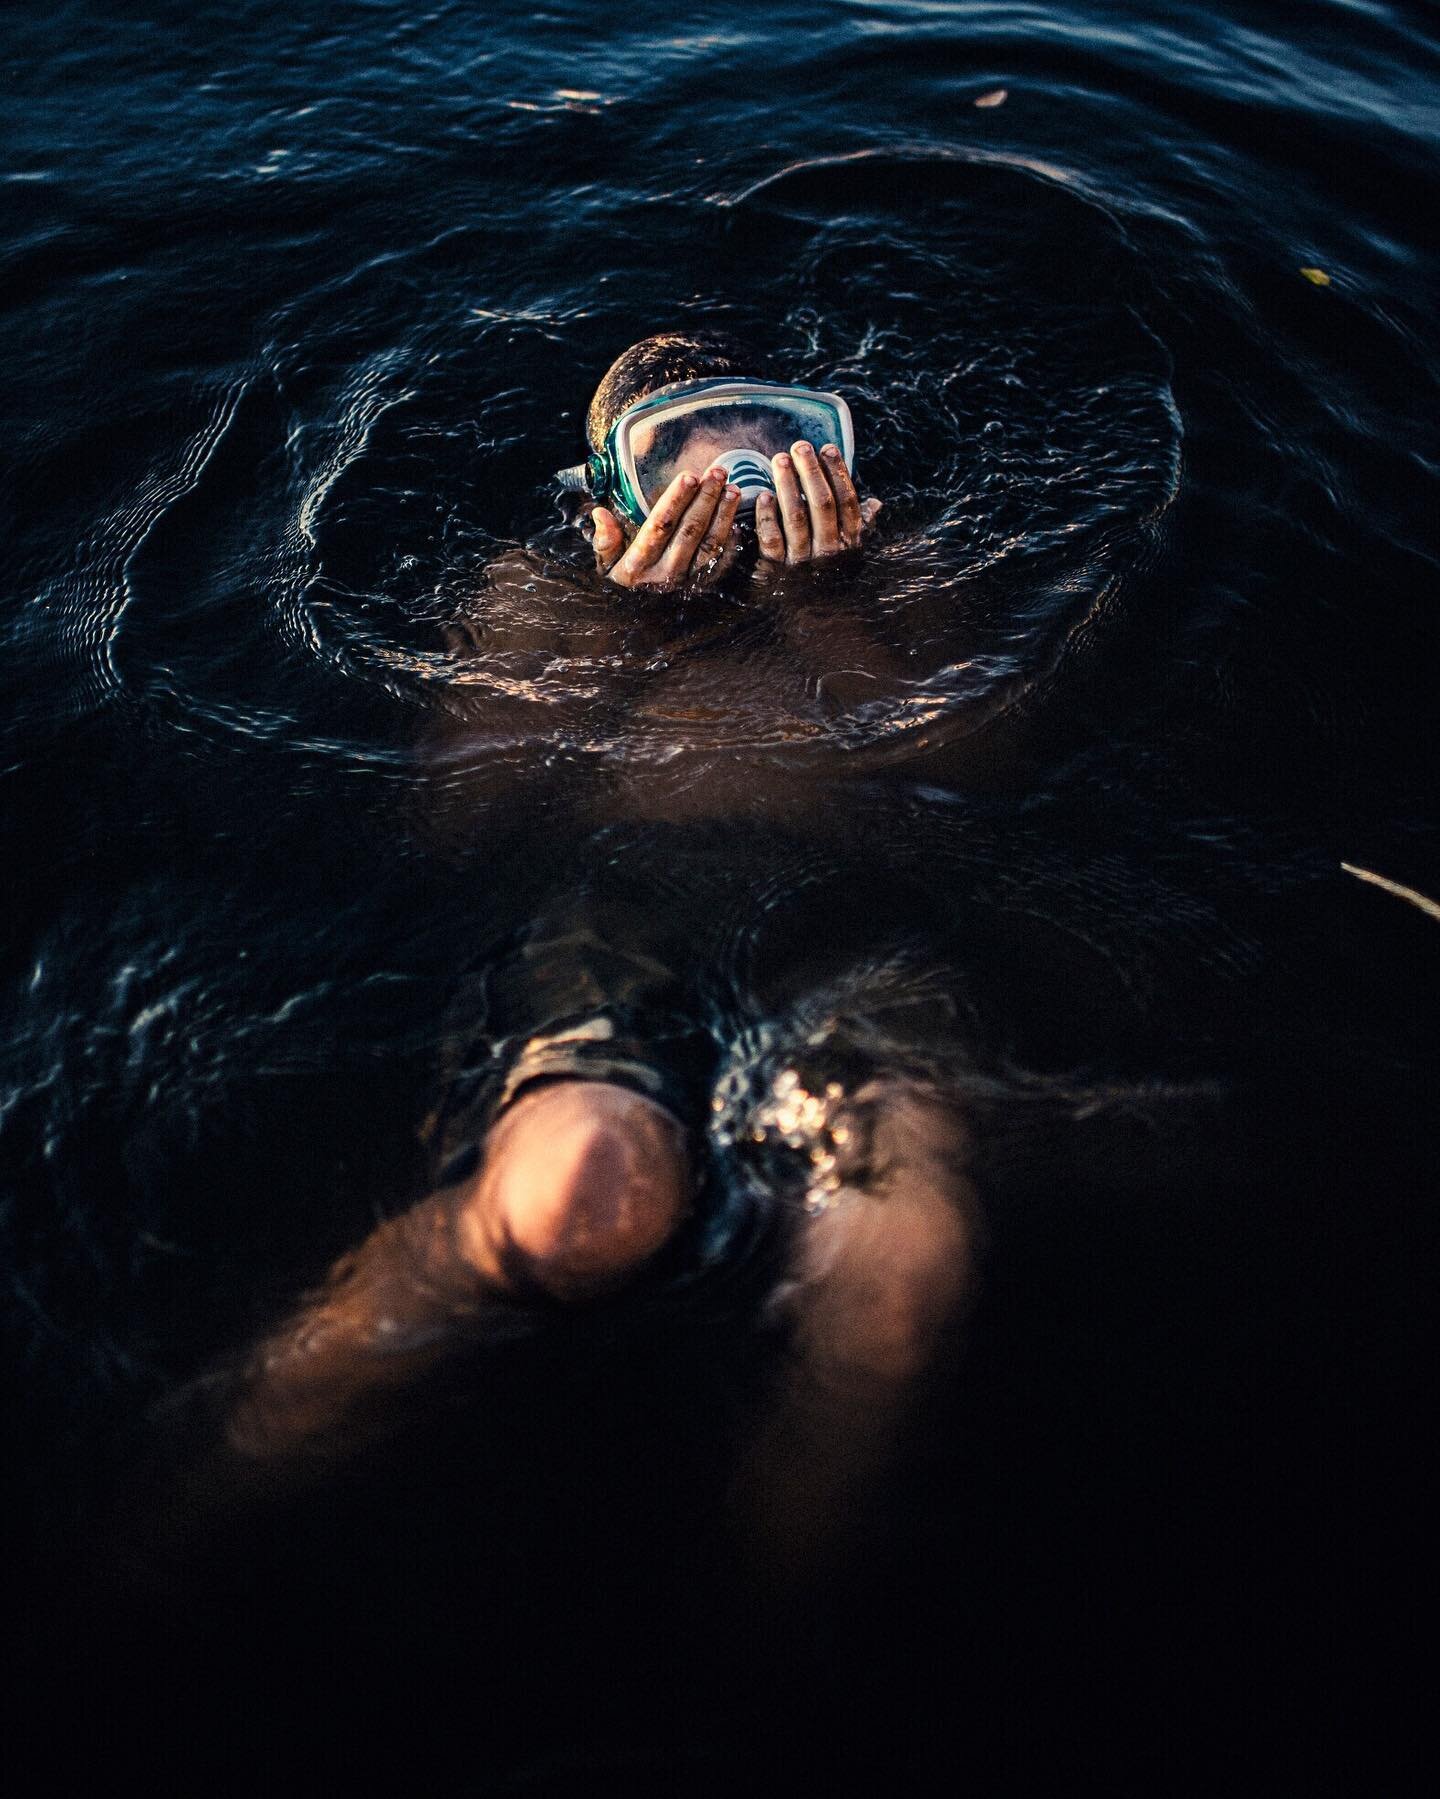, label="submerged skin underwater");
[2,0,1438,1788]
